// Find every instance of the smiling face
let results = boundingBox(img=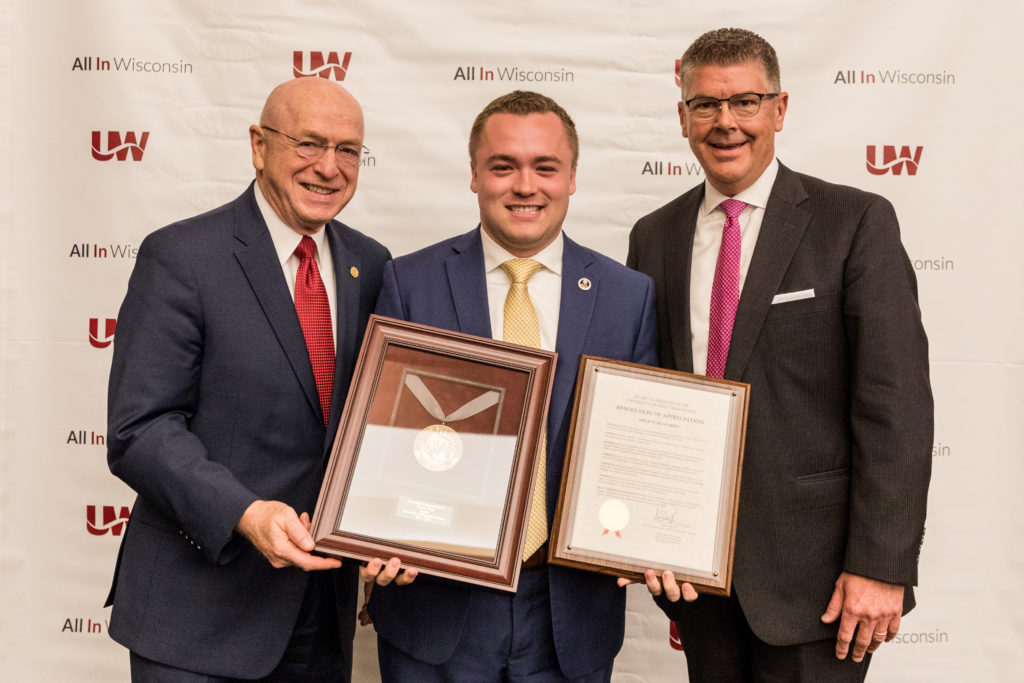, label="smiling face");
[470,112,576,257]
[679,60,787,196]
[250,78,364,235]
